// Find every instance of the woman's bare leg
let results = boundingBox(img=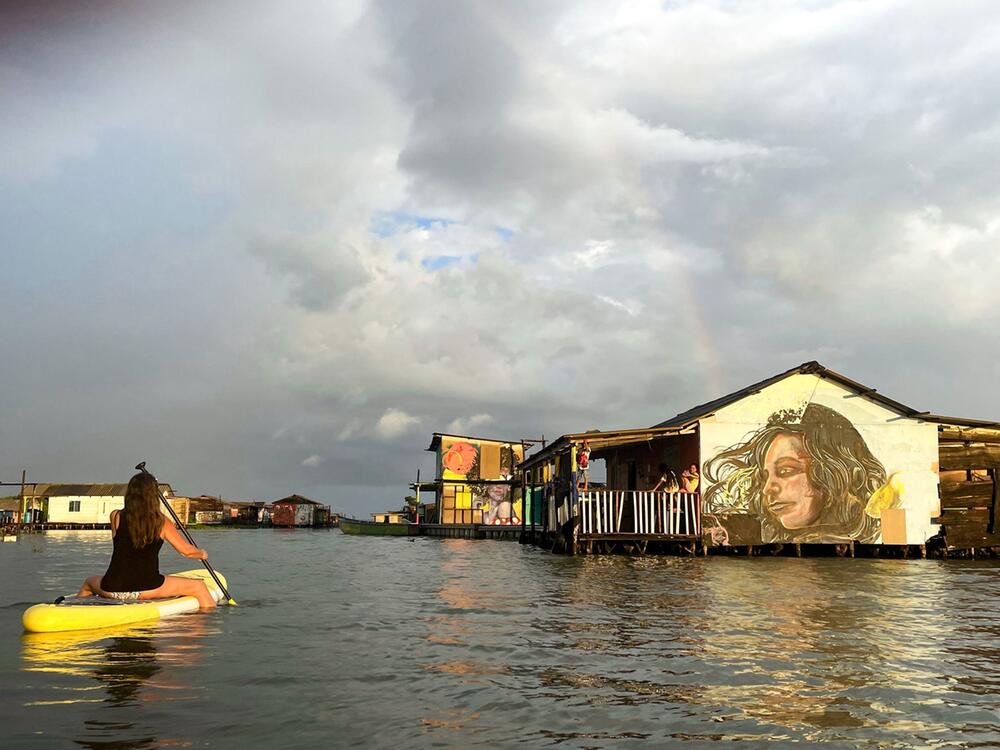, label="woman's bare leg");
[139,575,217,609]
